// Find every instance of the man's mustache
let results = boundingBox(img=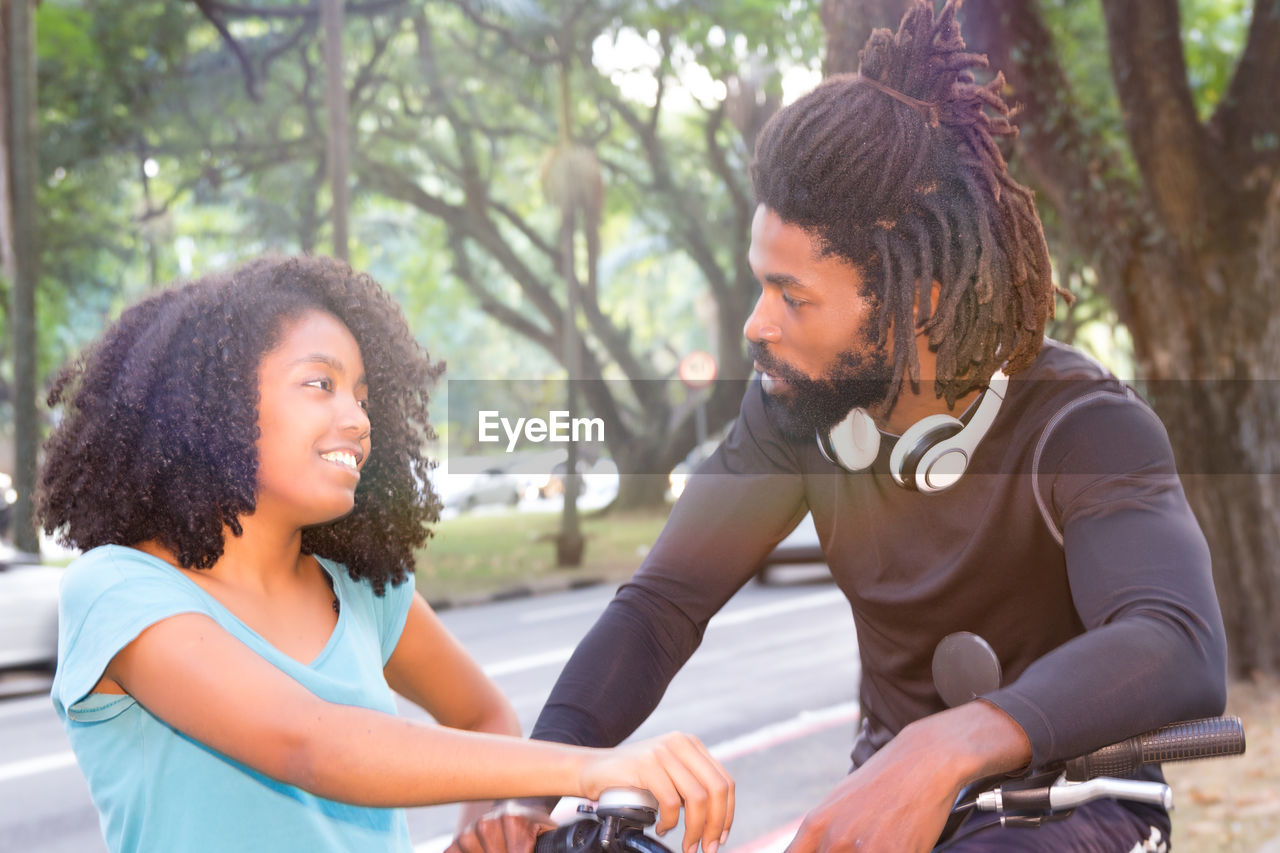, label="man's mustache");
[749,342,807,384]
